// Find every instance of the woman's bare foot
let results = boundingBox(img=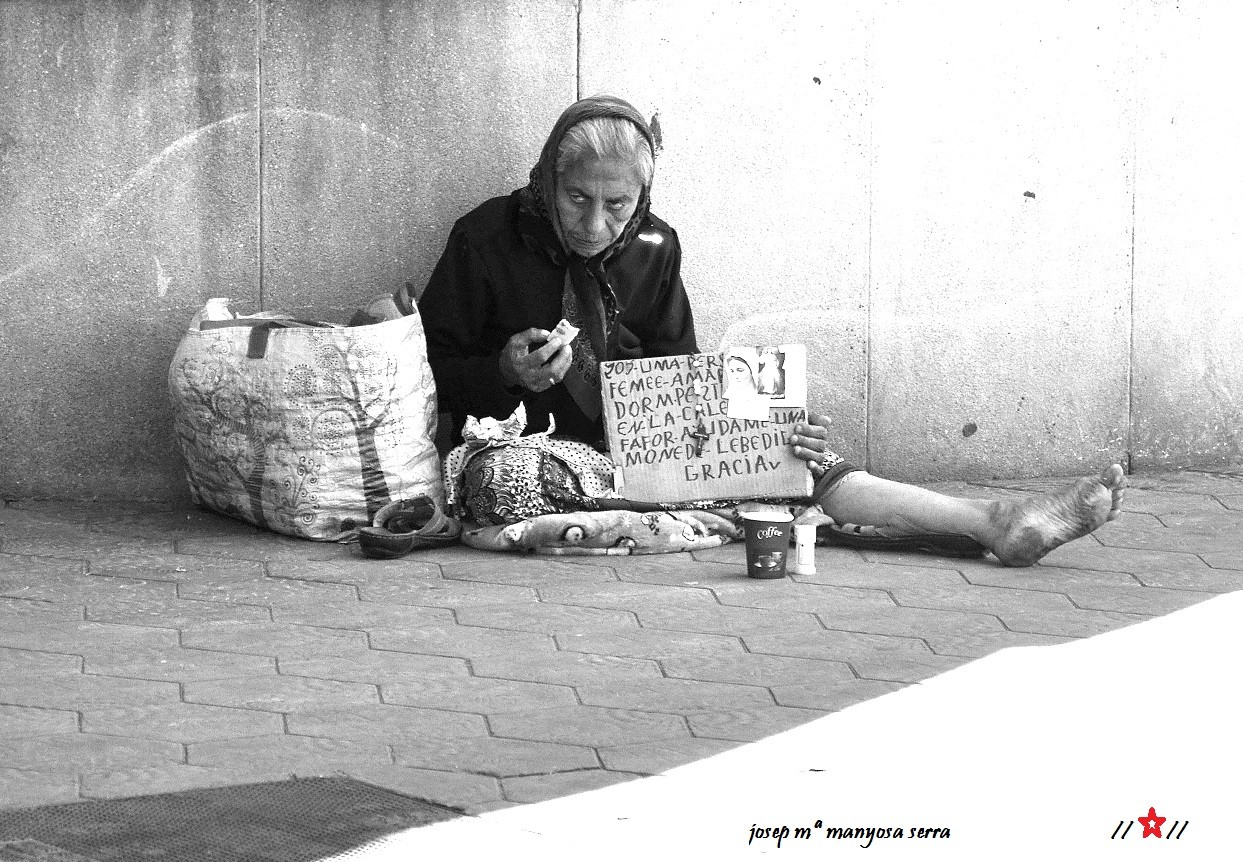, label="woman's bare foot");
[987,465,1126,567]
